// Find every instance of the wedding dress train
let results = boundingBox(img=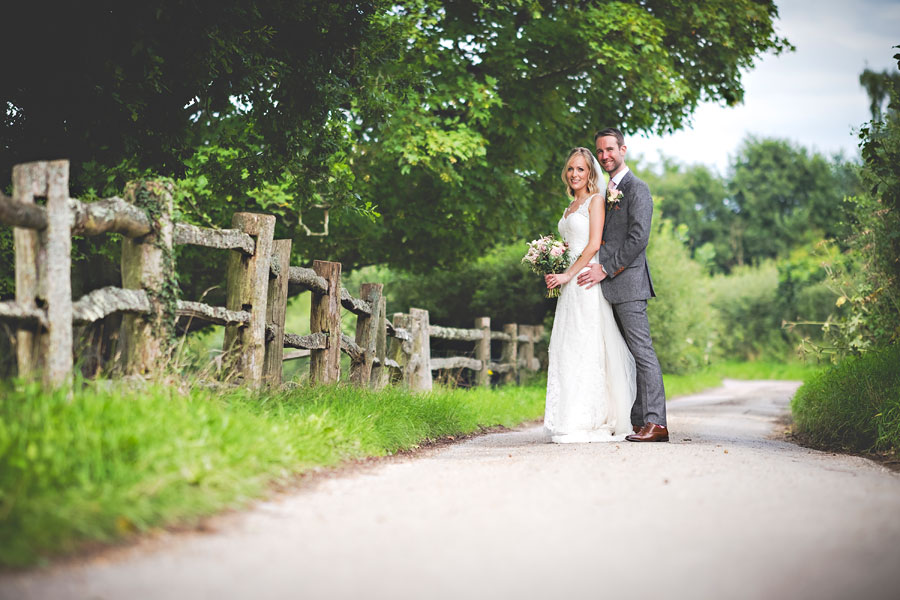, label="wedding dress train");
[544,195,637,443]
